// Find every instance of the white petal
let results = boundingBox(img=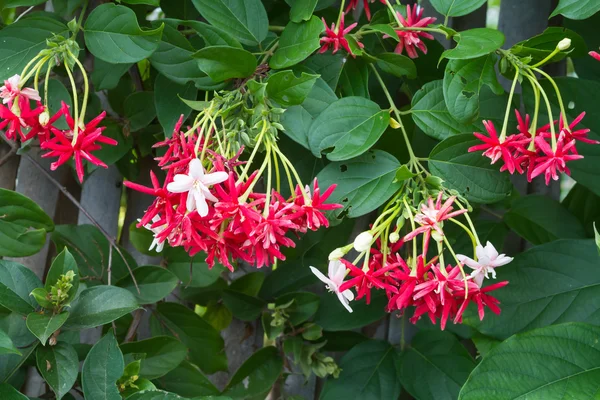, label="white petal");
[188,158,205,179]
[186,191,195,211]
[195,191,209,217]
[310,266,334,287]
[21,87,41,101]
[484,241,499,259]
[473,273,484,287]
[167,175,194,193]
[457,254,481,270]
[203,171,228,186]
[475,244,486,260]
[336,292,353,313]
[342,289,354,301]
[202,188,219,203]
[155,241,164,252]
[492,255,513,267]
